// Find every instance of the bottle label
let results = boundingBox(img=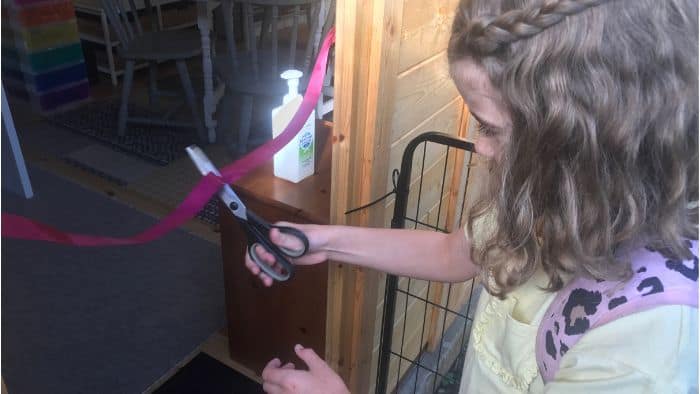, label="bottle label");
[299,130,313,165]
